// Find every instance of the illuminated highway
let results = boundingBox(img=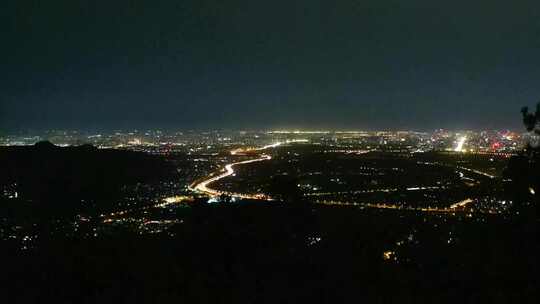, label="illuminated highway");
[190,154,272,200]
[449,198,474,209]
[316,198,490,214]
[190,140,308,200]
